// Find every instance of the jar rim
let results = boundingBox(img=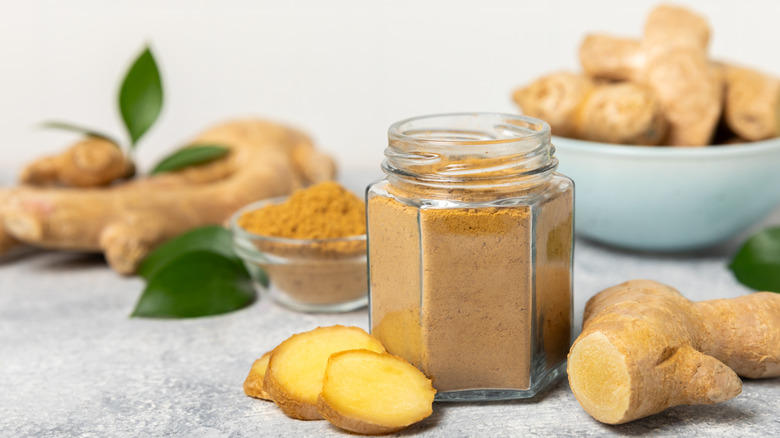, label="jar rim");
[388,112,551,147]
